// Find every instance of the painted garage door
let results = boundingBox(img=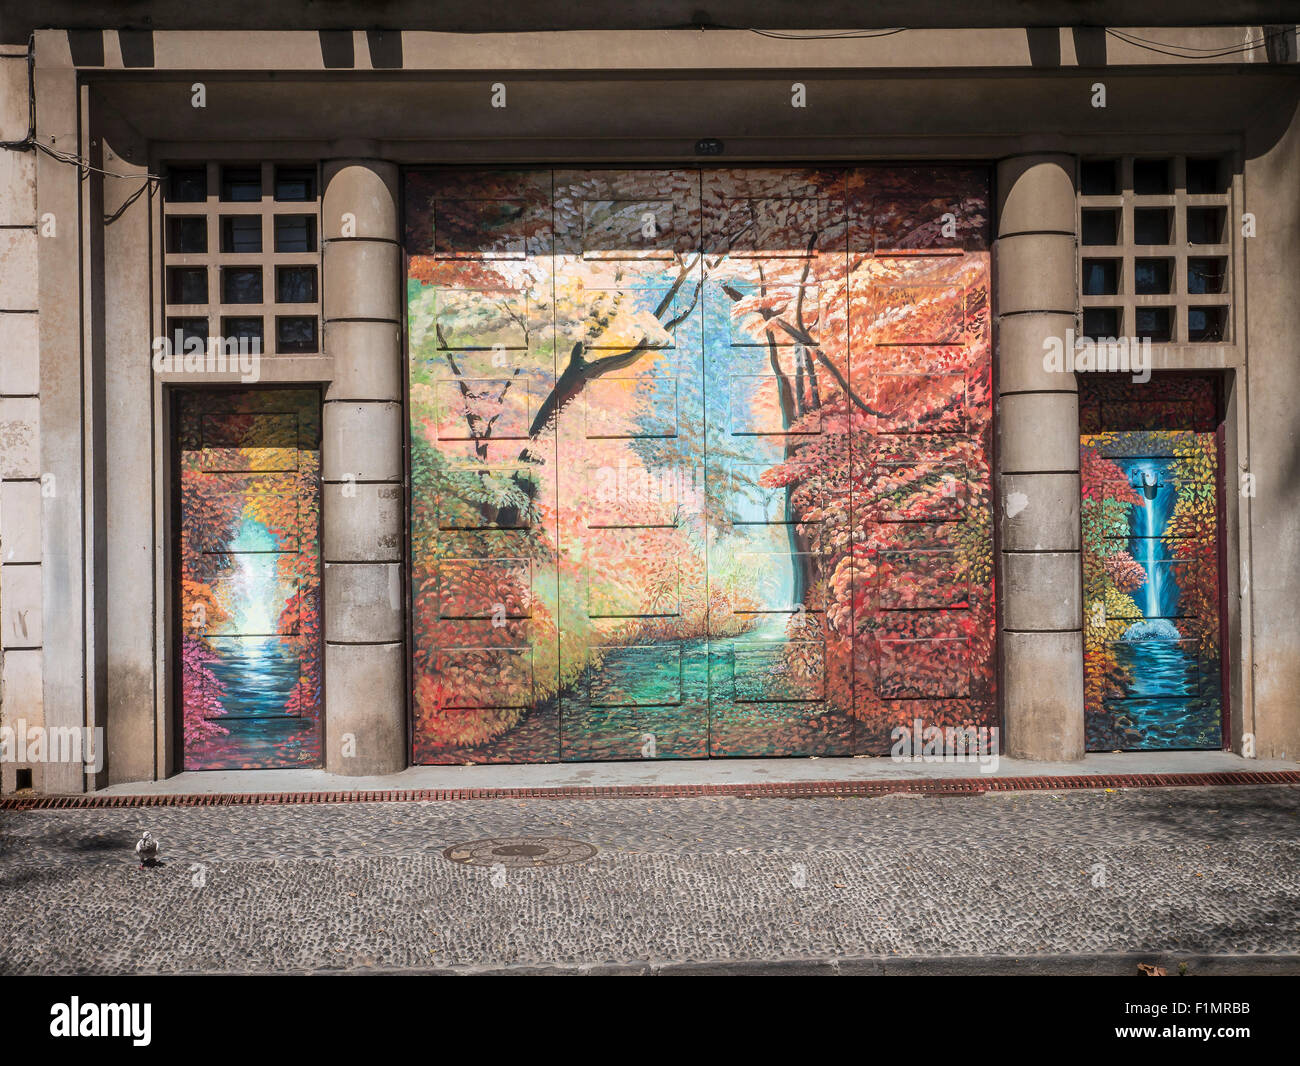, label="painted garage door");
[405,167,995,762]
[1080,375,1226,750]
